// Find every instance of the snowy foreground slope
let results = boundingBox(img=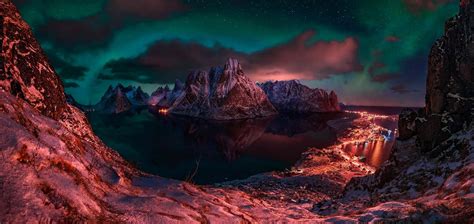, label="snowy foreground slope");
[0,0,473,222]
